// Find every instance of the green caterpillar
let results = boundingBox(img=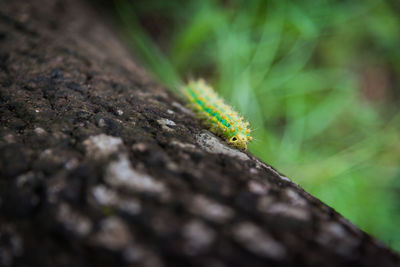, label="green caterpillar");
[183,79,252,150]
